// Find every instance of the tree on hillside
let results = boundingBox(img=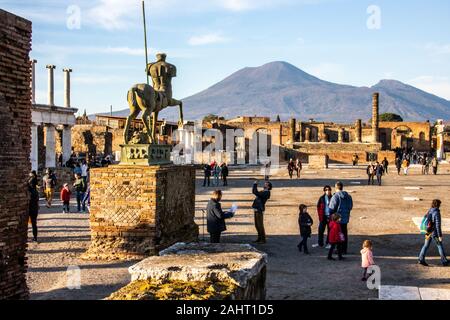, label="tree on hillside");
[275,115,281,122]
[370,113,404,123]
